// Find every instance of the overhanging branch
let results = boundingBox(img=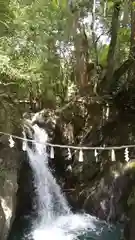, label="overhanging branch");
[109,58,134,93]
